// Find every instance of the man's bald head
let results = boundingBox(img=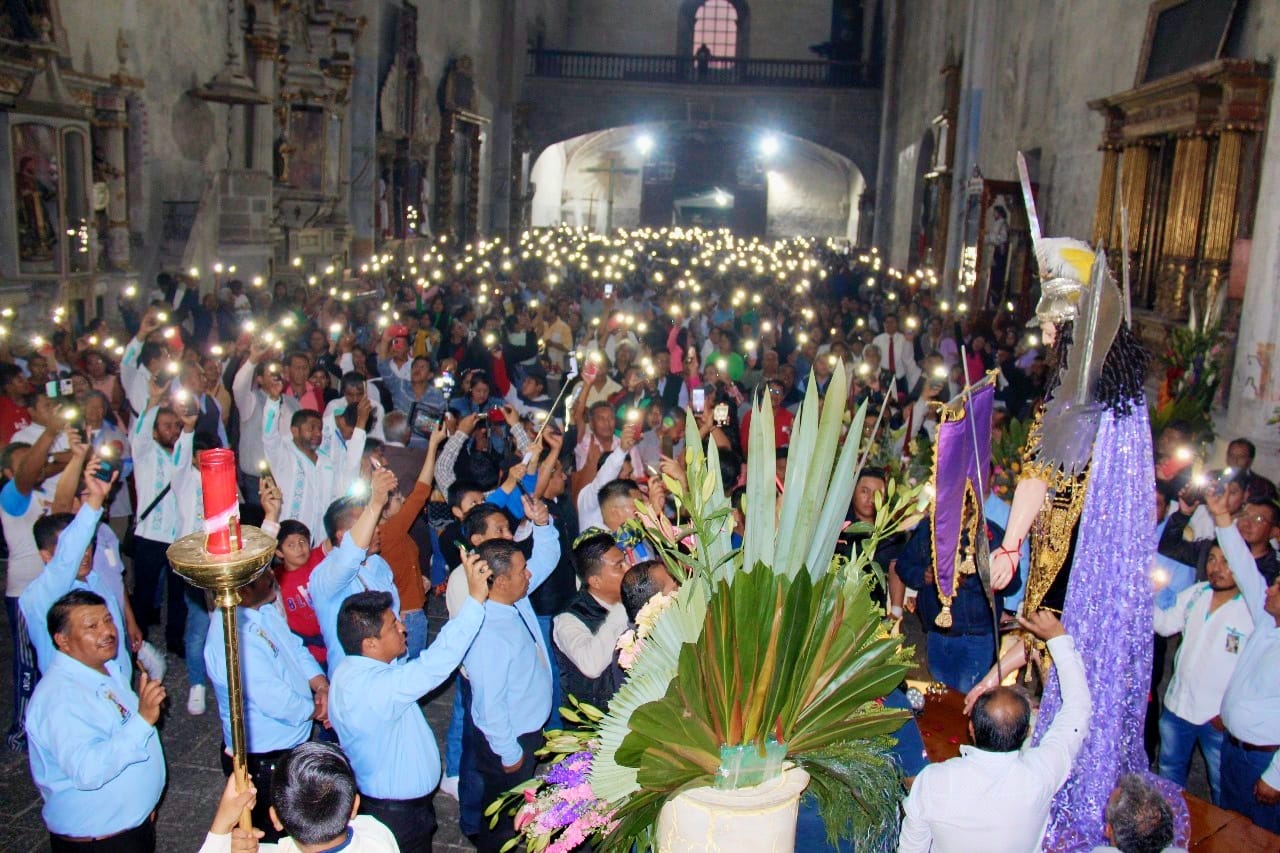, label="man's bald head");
[970,686,1031,753]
